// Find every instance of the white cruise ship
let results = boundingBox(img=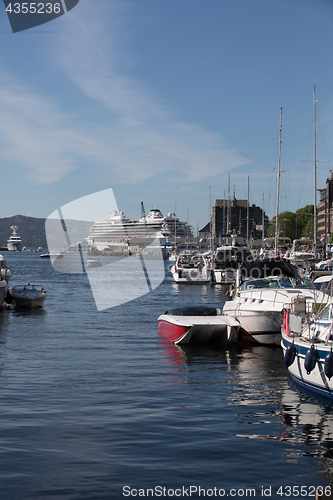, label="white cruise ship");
[86,209,193,251]
[7,226,22,251]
